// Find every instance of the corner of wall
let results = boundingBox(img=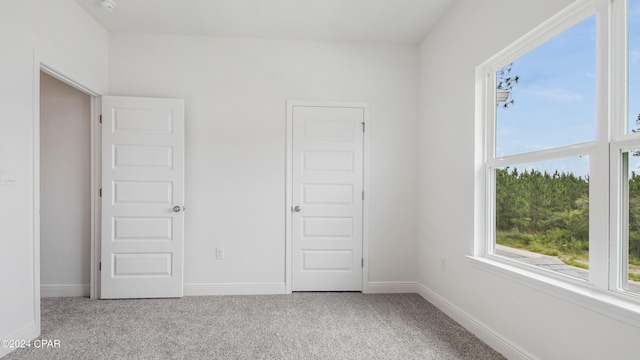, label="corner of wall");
[0,322,40,358]
[415,282,536,360]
